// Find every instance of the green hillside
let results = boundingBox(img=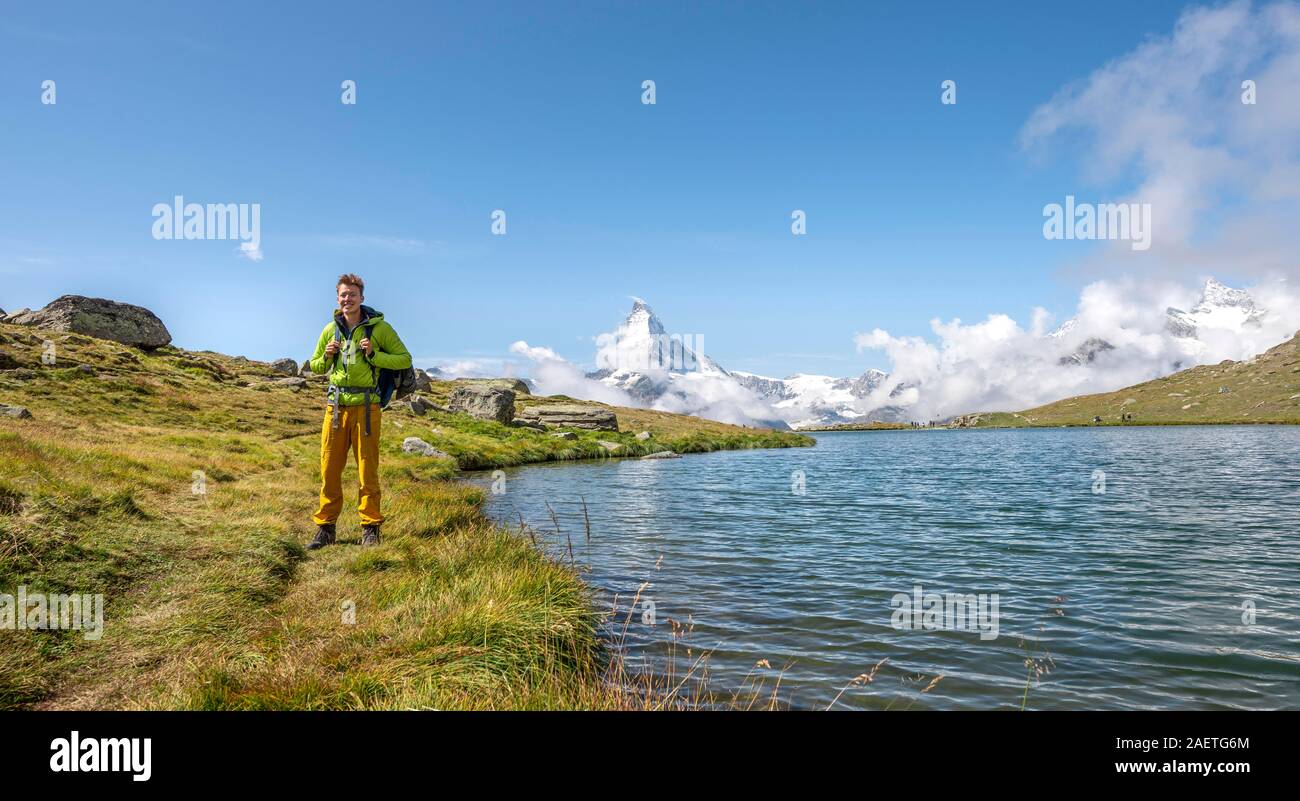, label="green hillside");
[957,331,1300,428]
